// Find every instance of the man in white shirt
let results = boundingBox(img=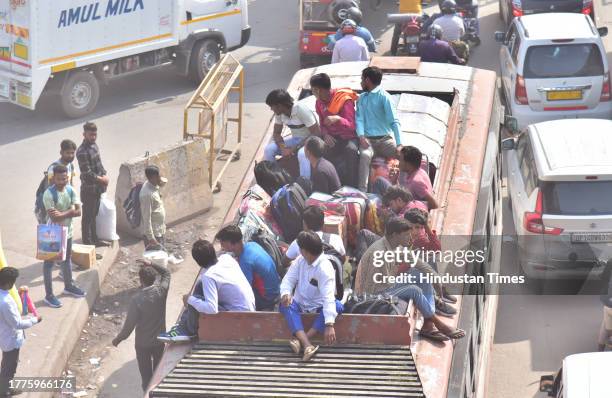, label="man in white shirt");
[264,89,320,179]
[433,0,465,42]
[332,19,370,64]
[279,231,343,362]
[0,267,41,396]
[283,205,345,267]
[158,240,255,343]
